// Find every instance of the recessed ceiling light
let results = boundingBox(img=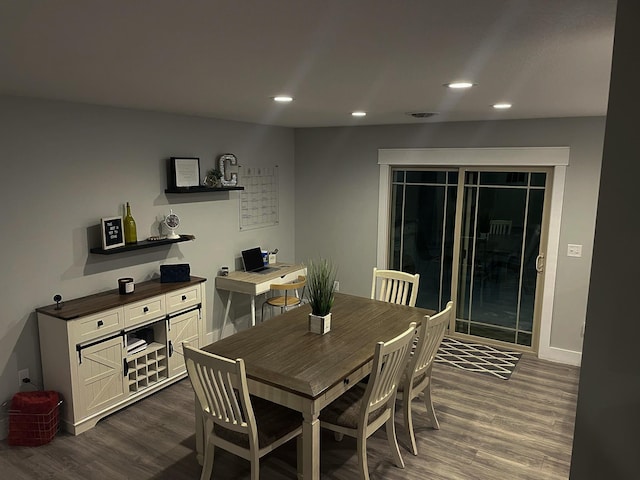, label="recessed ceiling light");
[351,111,367,117]
[445,82,474,89]
[493,103,512,109]
[273,95,293,103]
